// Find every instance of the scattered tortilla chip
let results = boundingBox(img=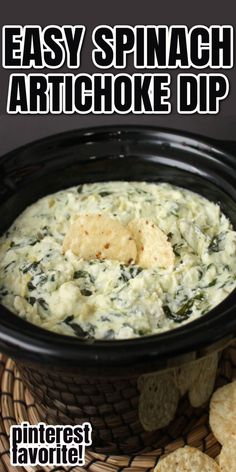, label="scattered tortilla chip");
[174,359,203,397]
[128,218,174,269]
[138,372,179,431]
[189,353,218,407]
[154,446,220,472]
[219,438,236,472]
[209,380,236,445]
[63,214,137,264]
